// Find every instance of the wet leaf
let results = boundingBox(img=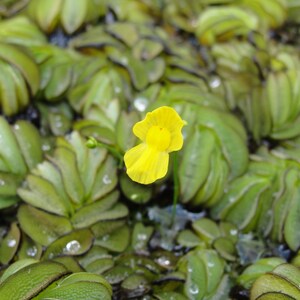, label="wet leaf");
[0,261,68,300]
[18,205,72,246]
[18,174,70,217]
[0,259,38,283]
[251,264,300,300]
[121,274,150,298]
[192,218,221,244]
[0,222,20,264]
[43,229,94,259]
[213,237,236,261]
[72,192,127,229]
[0,117,27,175]
[131,222,154,253]
[95,225,130,252]
[17,233,42,260]
[0,42,39,94]
[120,173,152,204]
[13,120,43,170]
